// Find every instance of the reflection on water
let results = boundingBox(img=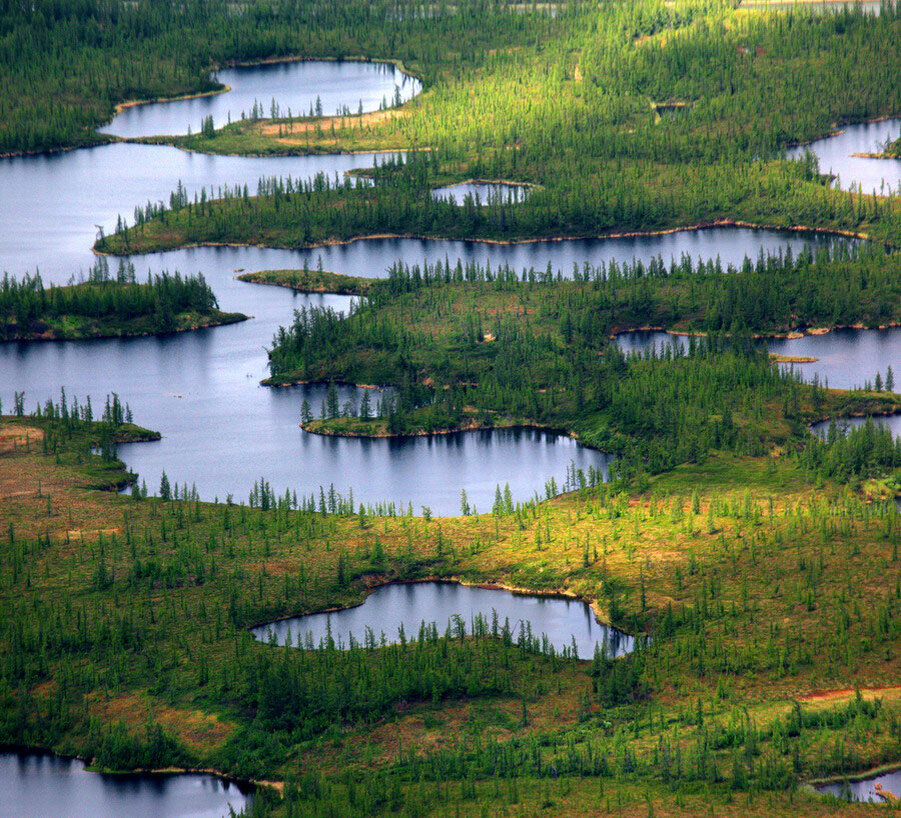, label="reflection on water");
[0,750,252,818]
[431,182,532,205]
[788,118,901,192]
[616,327,901,392]
[817,768,901,803]
[252,581,634,658]
[101,59,421,138]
